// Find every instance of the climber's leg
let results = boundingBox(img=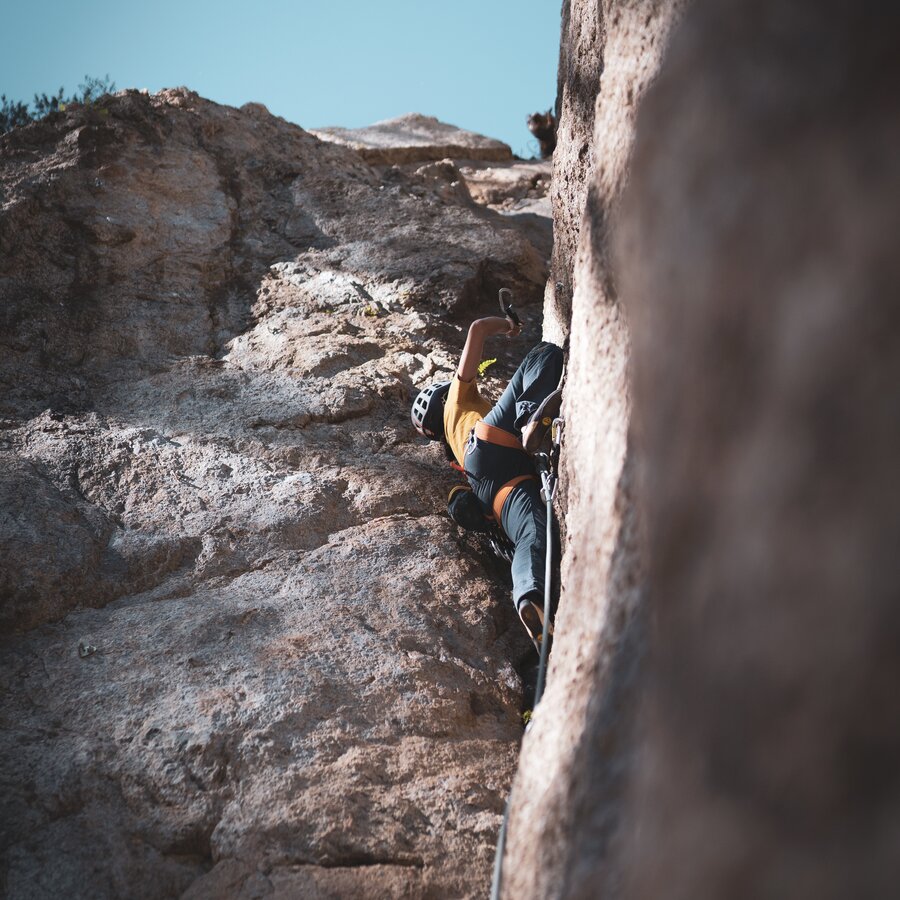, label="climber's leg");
[483,342,563,437]
[500,479,547,609]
